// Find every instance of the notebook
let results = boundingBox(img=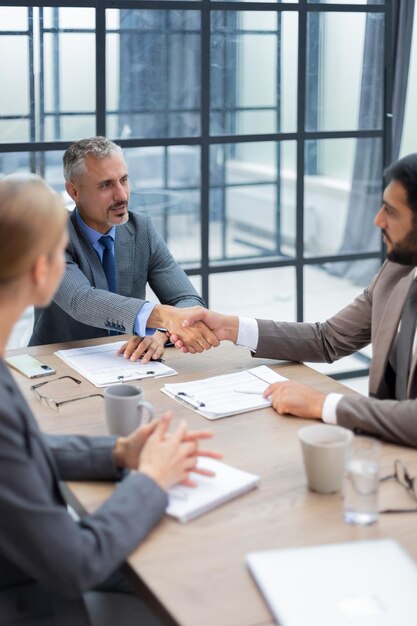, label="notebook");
[55,341,177,387]
[246,539,417,626]
[167,458,260,523]
[161,365,287,420]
